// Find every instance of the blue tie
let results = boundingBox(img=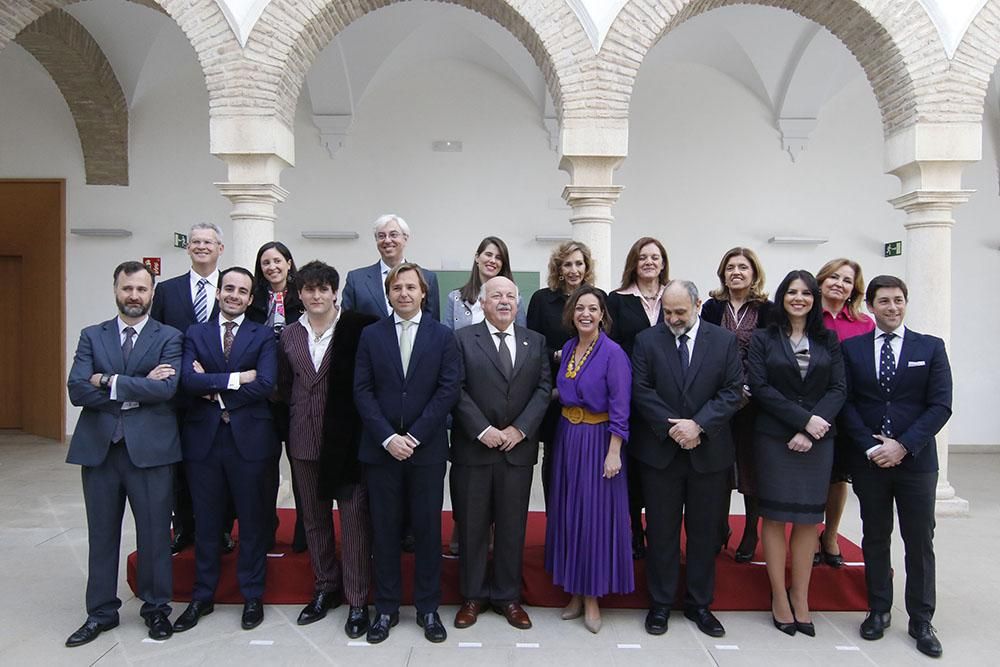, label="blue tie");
[193,278,209,323]
[677,333,690,380]
[879,333,896,436]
